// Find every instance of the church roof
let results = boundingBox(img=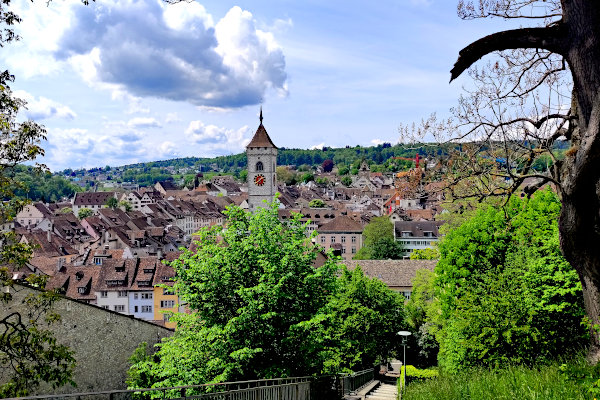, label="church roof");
[247,124,277,149]
[246,108,277,149]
